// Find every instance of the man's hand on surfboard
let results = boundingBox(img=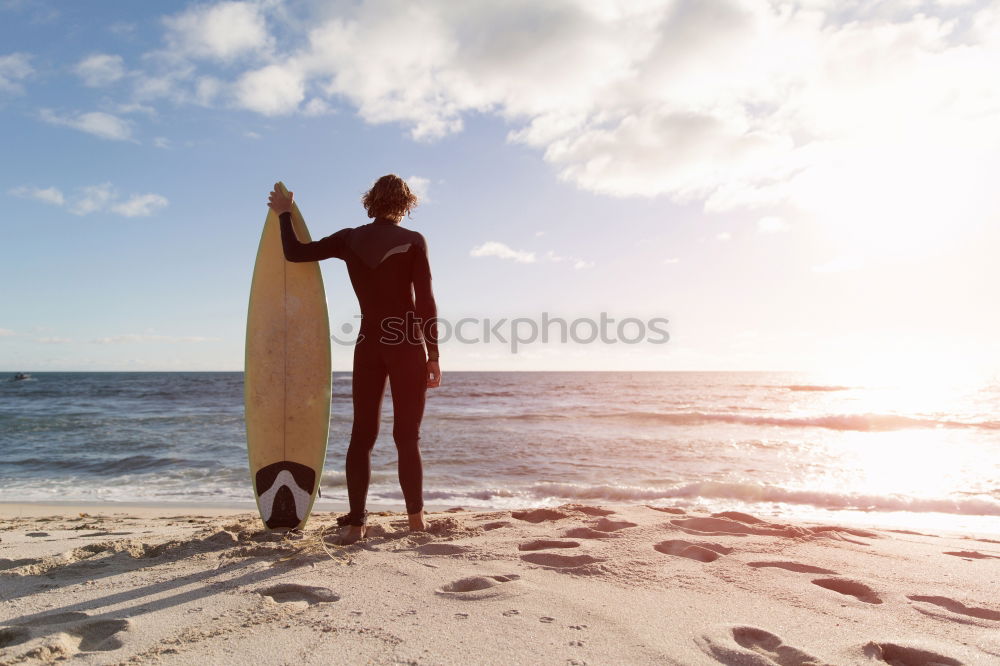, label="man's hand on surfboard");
[267,184,294,215]
[426,361,441,388]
